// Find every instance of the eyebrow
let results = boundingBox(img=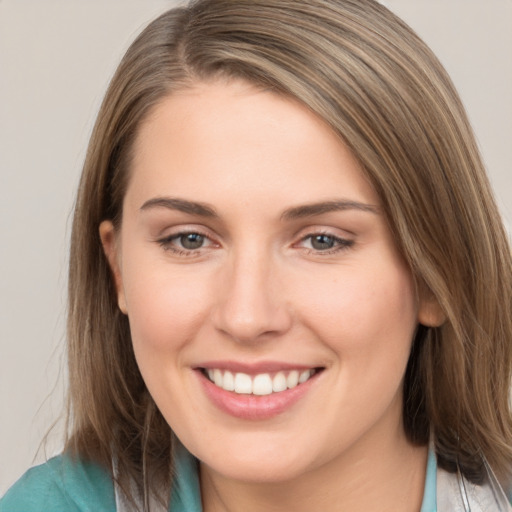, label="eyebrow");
[139,196,378,220]
[140,197,218,217]
[280,200,379,220]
